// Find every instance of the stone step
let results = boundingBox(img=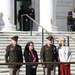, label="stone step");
[0,31,75,75]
